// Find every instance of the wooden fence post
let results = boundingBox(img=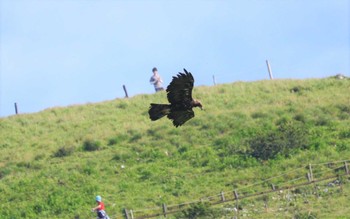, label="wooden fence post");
[123,85,129,98]
[14,102,19,115]
[220,191,225,202]
[233,190,239,200]
[308,164,313,181]
[266,60,273,80]
[123,208,130,219]
[308,163,320,197]
[271,184,276,191]
[307,172,312,182]
[233,189,239,218]
[263,195,268,212]
[130,209,134,219]
[345,161,349,175]
[162,203,167,218]
[212,75,216,85]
